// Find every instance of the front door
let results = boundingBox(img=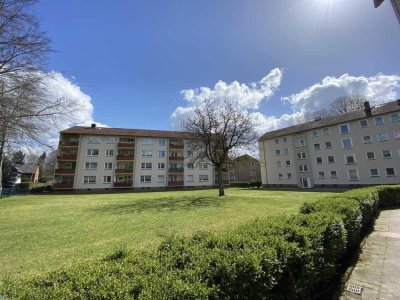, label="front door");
[301,177,311,188]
